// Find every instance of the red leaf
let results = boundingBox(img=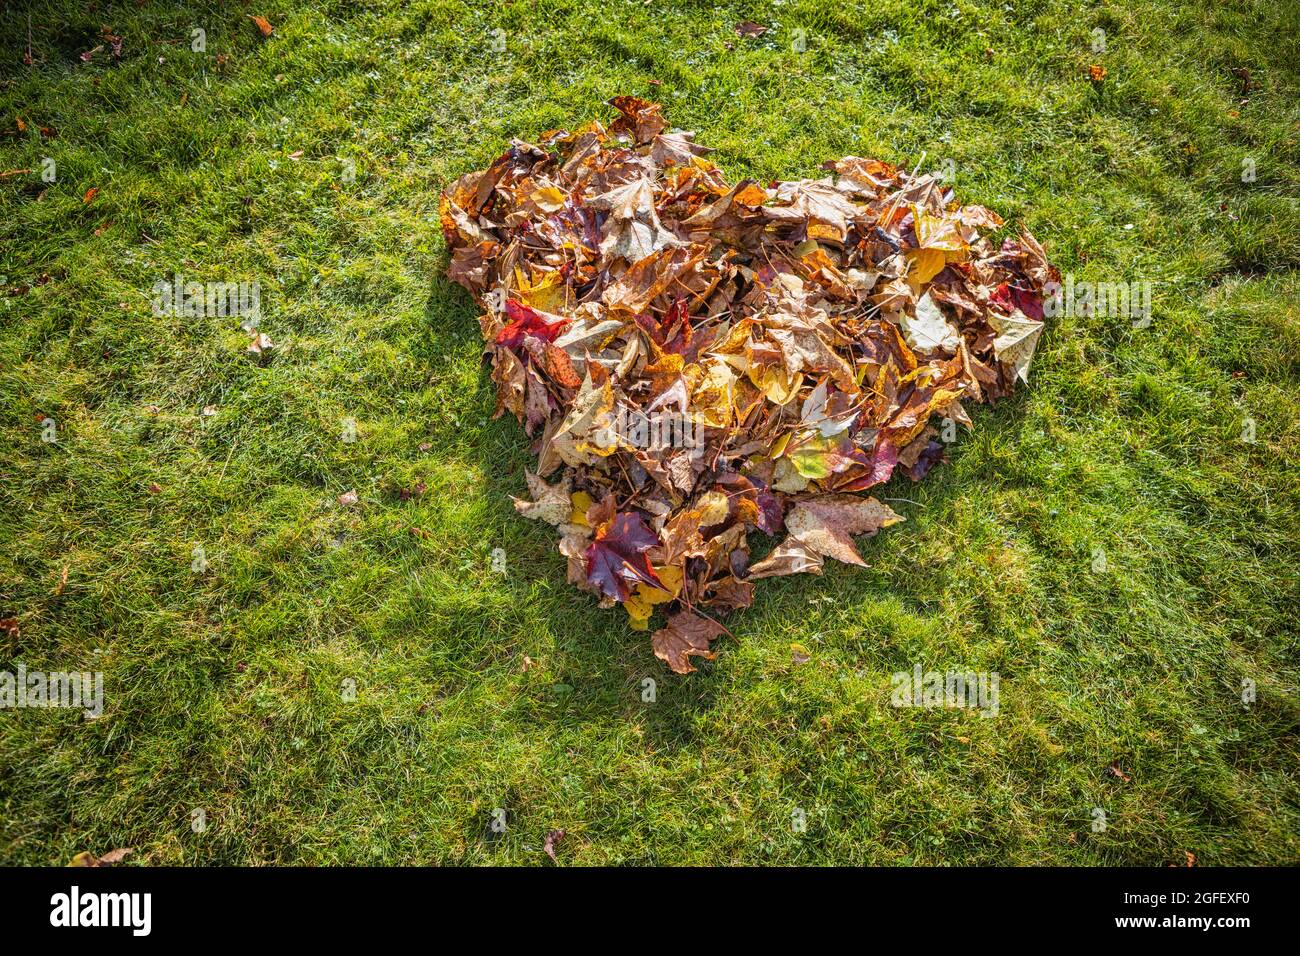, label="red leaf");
[585,512,663,601]
[660,295,693,355]
[495,299,569,349]
[989,281,1044,320]
[838,437,898,491]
